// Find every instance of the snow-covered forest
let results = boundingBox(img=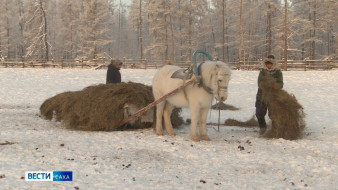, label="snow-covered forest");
[0,0,337,62]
